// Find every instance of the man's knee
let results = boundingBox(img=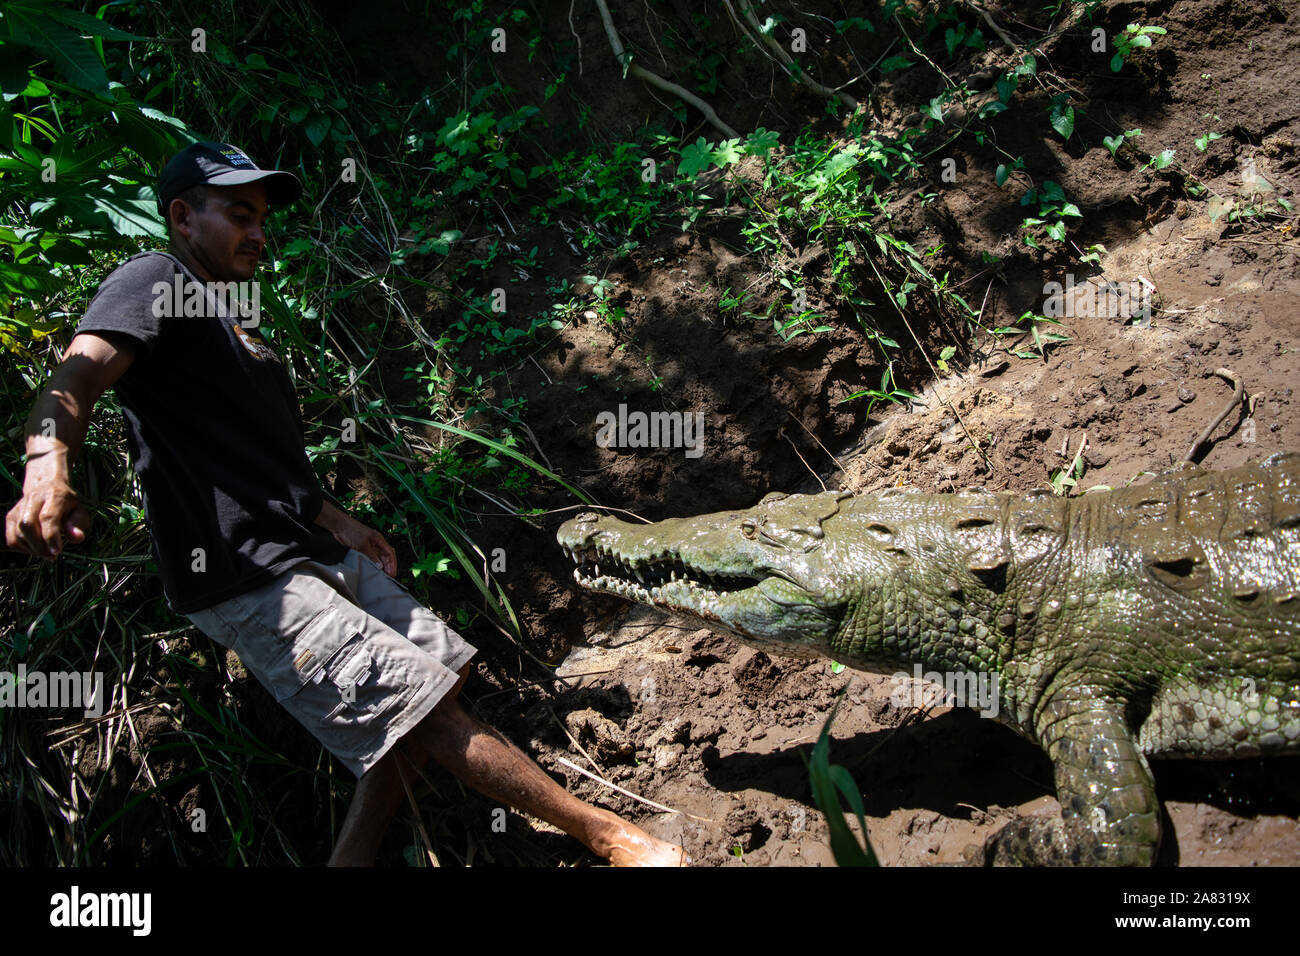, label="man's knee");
[399,664,478,764]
